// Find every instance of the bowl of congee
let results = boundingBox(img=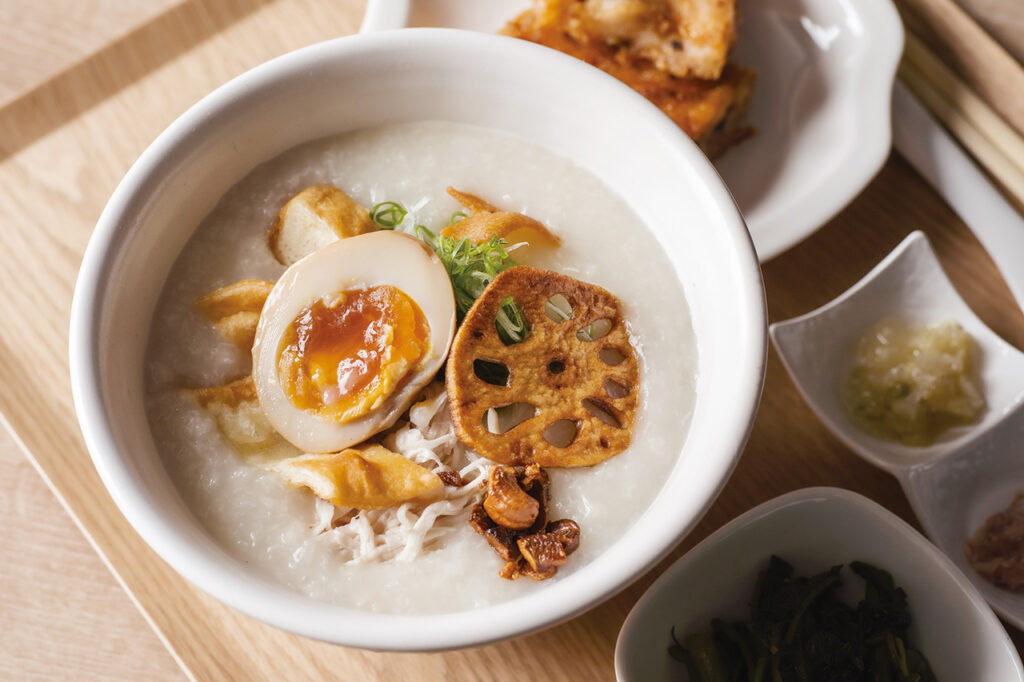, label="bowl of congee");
[69,29,766,650]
